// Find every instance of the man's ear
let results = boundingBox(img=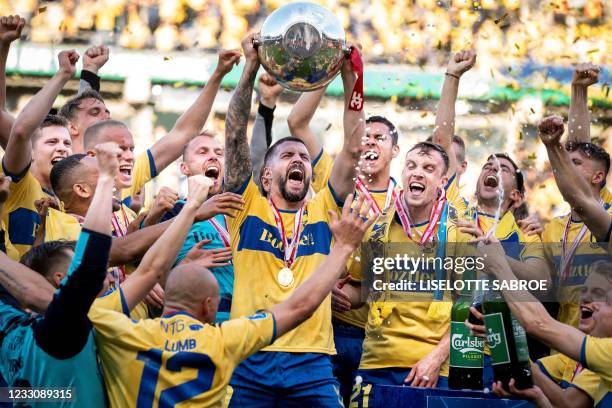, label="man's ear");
[261,167,272,193]
[509,189,524,209]
[68,121,79,137]
[179,162,191,177]
[391,144,400,159]
[591,170,605,188]
[73,182,93,199]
